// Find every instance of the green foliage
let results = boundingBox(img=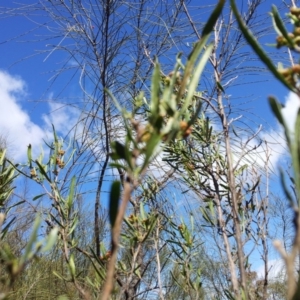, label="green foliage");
[1,216,58,274]
[5,1,300,299]
[108,39,214,177]
[168,216,203,295]
[0,149,60,297]
[1,128,89,298]
[0,150,18,209]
